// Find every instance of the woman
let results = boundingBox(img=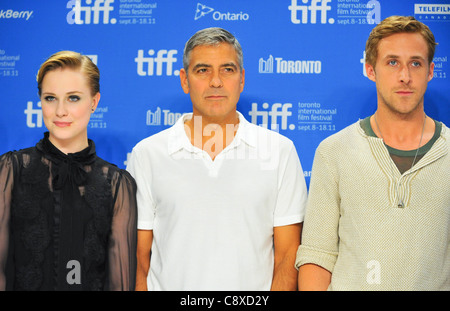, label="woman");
[0,51,137,291]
